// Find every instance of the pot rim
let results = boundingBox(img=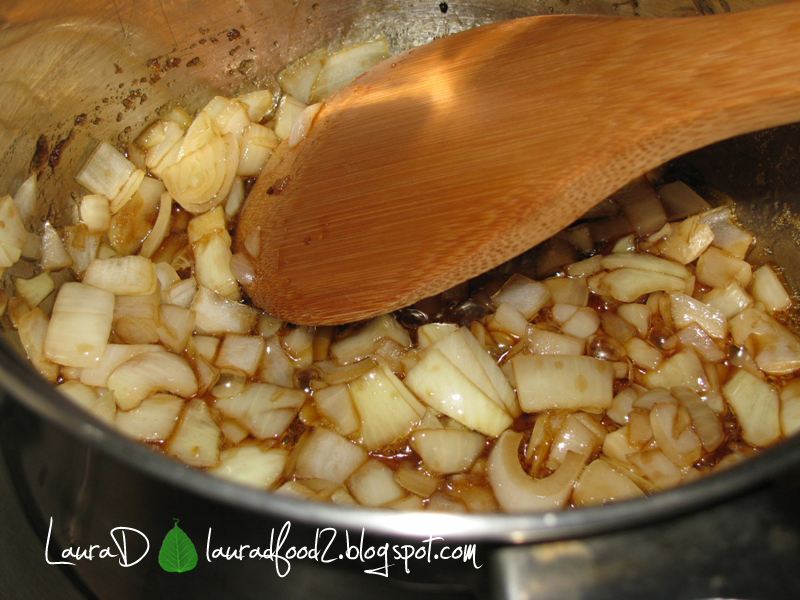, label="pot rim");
[3,337,799,544]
